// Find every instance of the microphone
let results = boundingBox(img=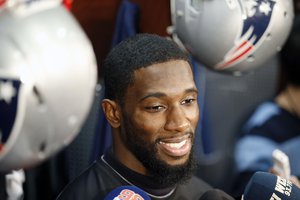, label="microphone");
[104,185,150,200]
[199,189,235,200]
[243,171,300,200]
